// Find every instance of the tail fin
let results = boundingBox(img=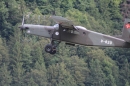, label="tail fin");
[122,19,130,42]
